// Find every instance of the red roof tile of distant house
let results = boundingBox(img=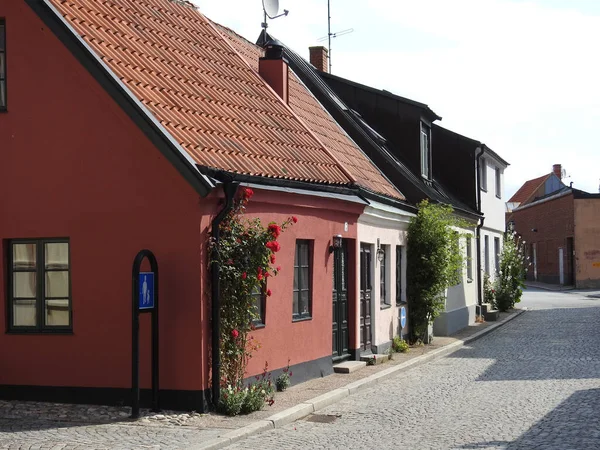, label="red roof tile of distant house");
[214,23,404,200]
[48,0,353,186]
[508,174,551,204]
